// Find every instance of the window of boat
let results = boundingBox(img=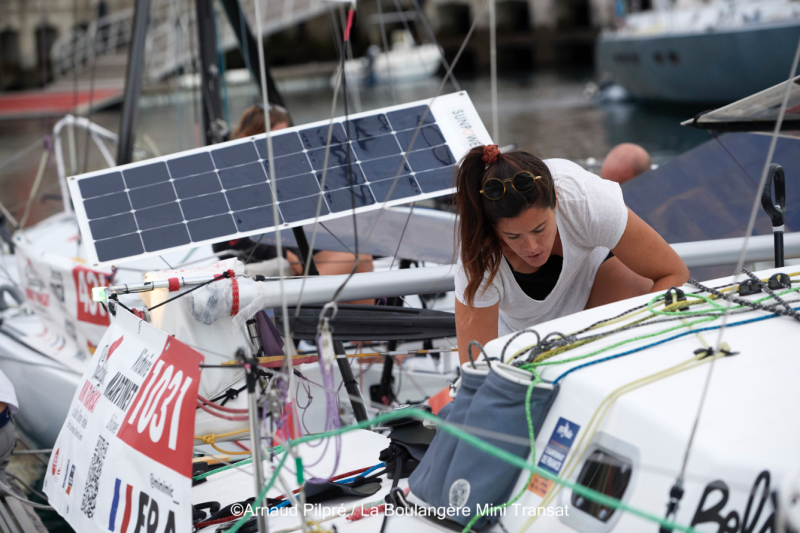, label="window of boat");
[571,449,633,522]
